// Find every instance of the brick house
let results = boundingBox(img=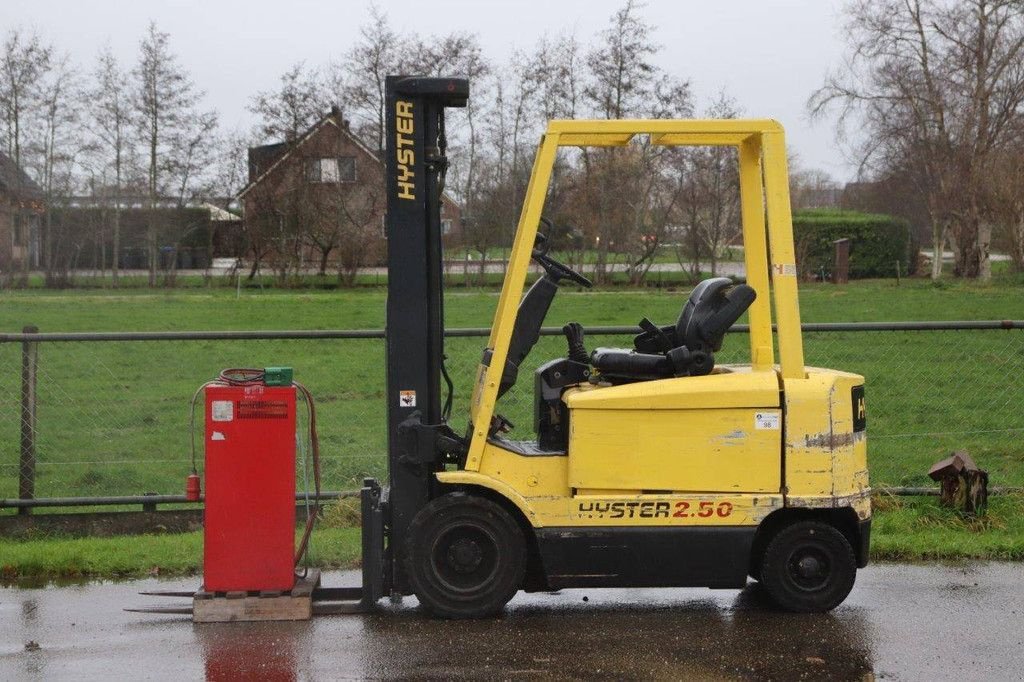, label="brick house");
[238,107,462,278]
[0,151,44,275]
